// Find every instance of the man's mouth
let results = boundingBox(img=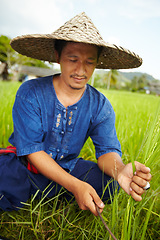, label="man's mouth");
[71,75,87,81]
